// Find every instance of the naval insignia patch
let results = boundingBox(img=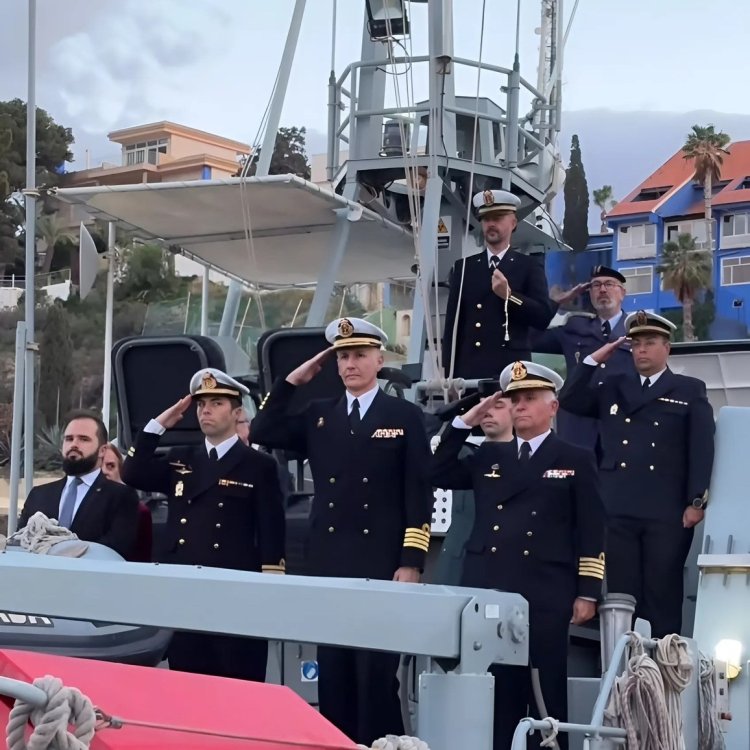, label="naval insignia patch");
[338,318,354,337]
[511,361,527,381]
[483,464,501,479]
[175,481,184,497]
[636,310,648,327]
[483,189,495,206]
[201,372,218,390]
